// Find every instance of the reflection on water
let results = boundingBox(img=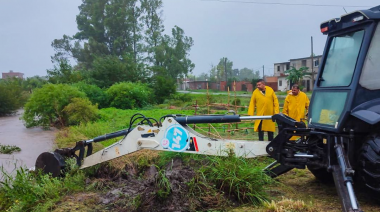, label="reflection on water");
[0,110,56,177]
